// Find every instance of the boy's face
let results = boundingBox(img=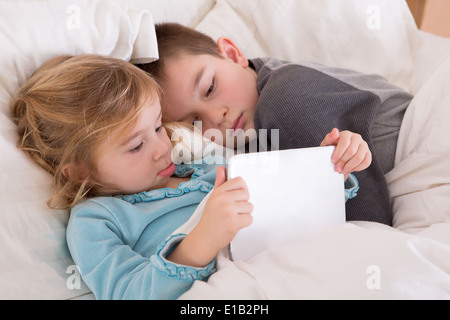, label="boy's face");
[160,38,259,148]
